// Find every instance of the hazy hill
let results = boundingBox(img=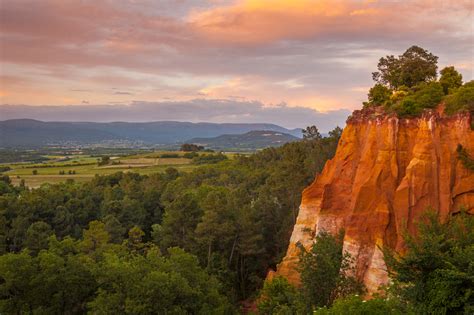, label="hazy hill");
[187,130,299,150]
[0,119,301,148]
